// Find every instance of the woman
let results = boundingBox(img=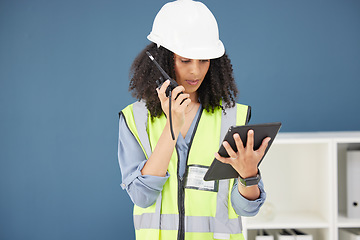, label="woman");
[118,1,270,239]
